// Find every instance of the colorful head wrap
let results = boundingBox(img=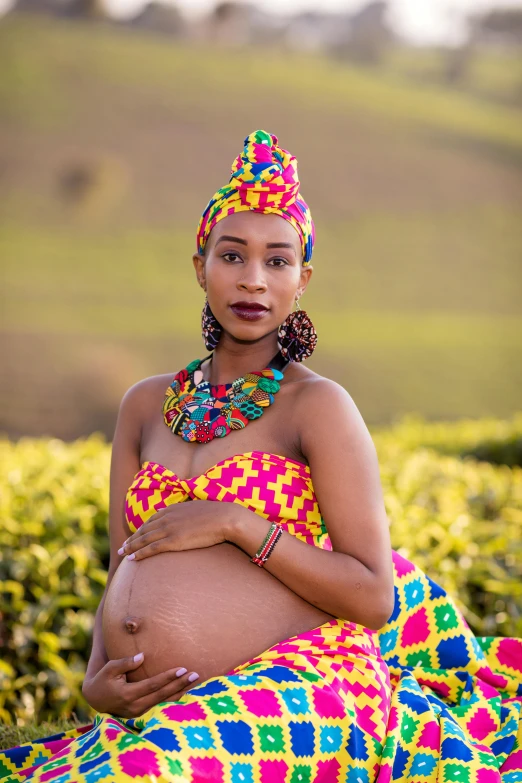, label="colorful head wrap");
[196,129,315,265]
